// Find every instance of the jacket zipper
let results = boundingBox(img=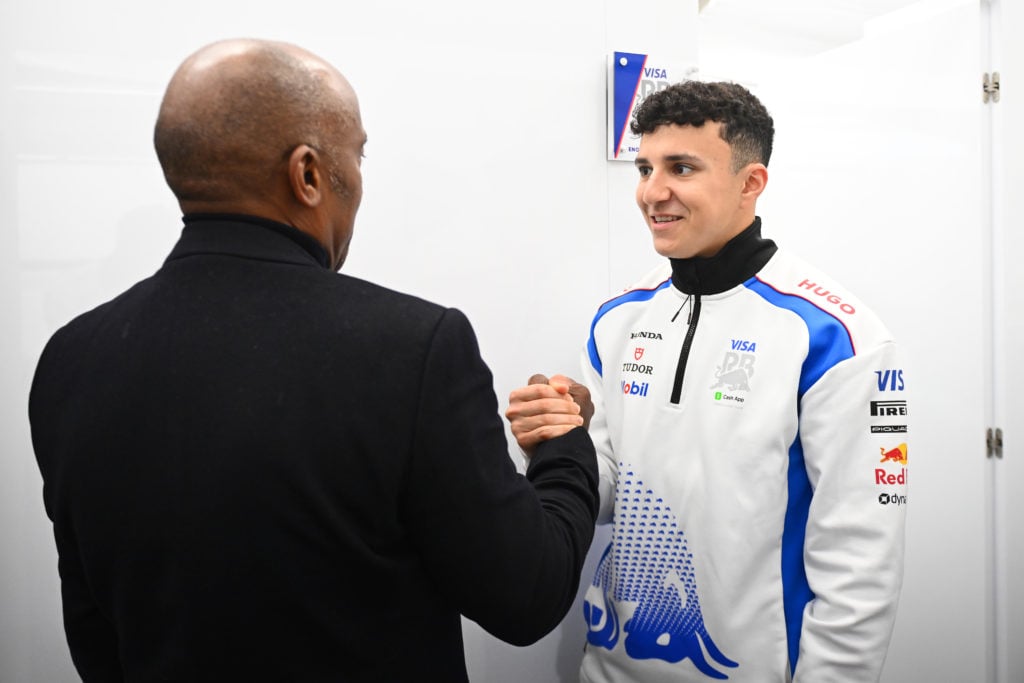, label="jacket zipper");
[670,293,701,404]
